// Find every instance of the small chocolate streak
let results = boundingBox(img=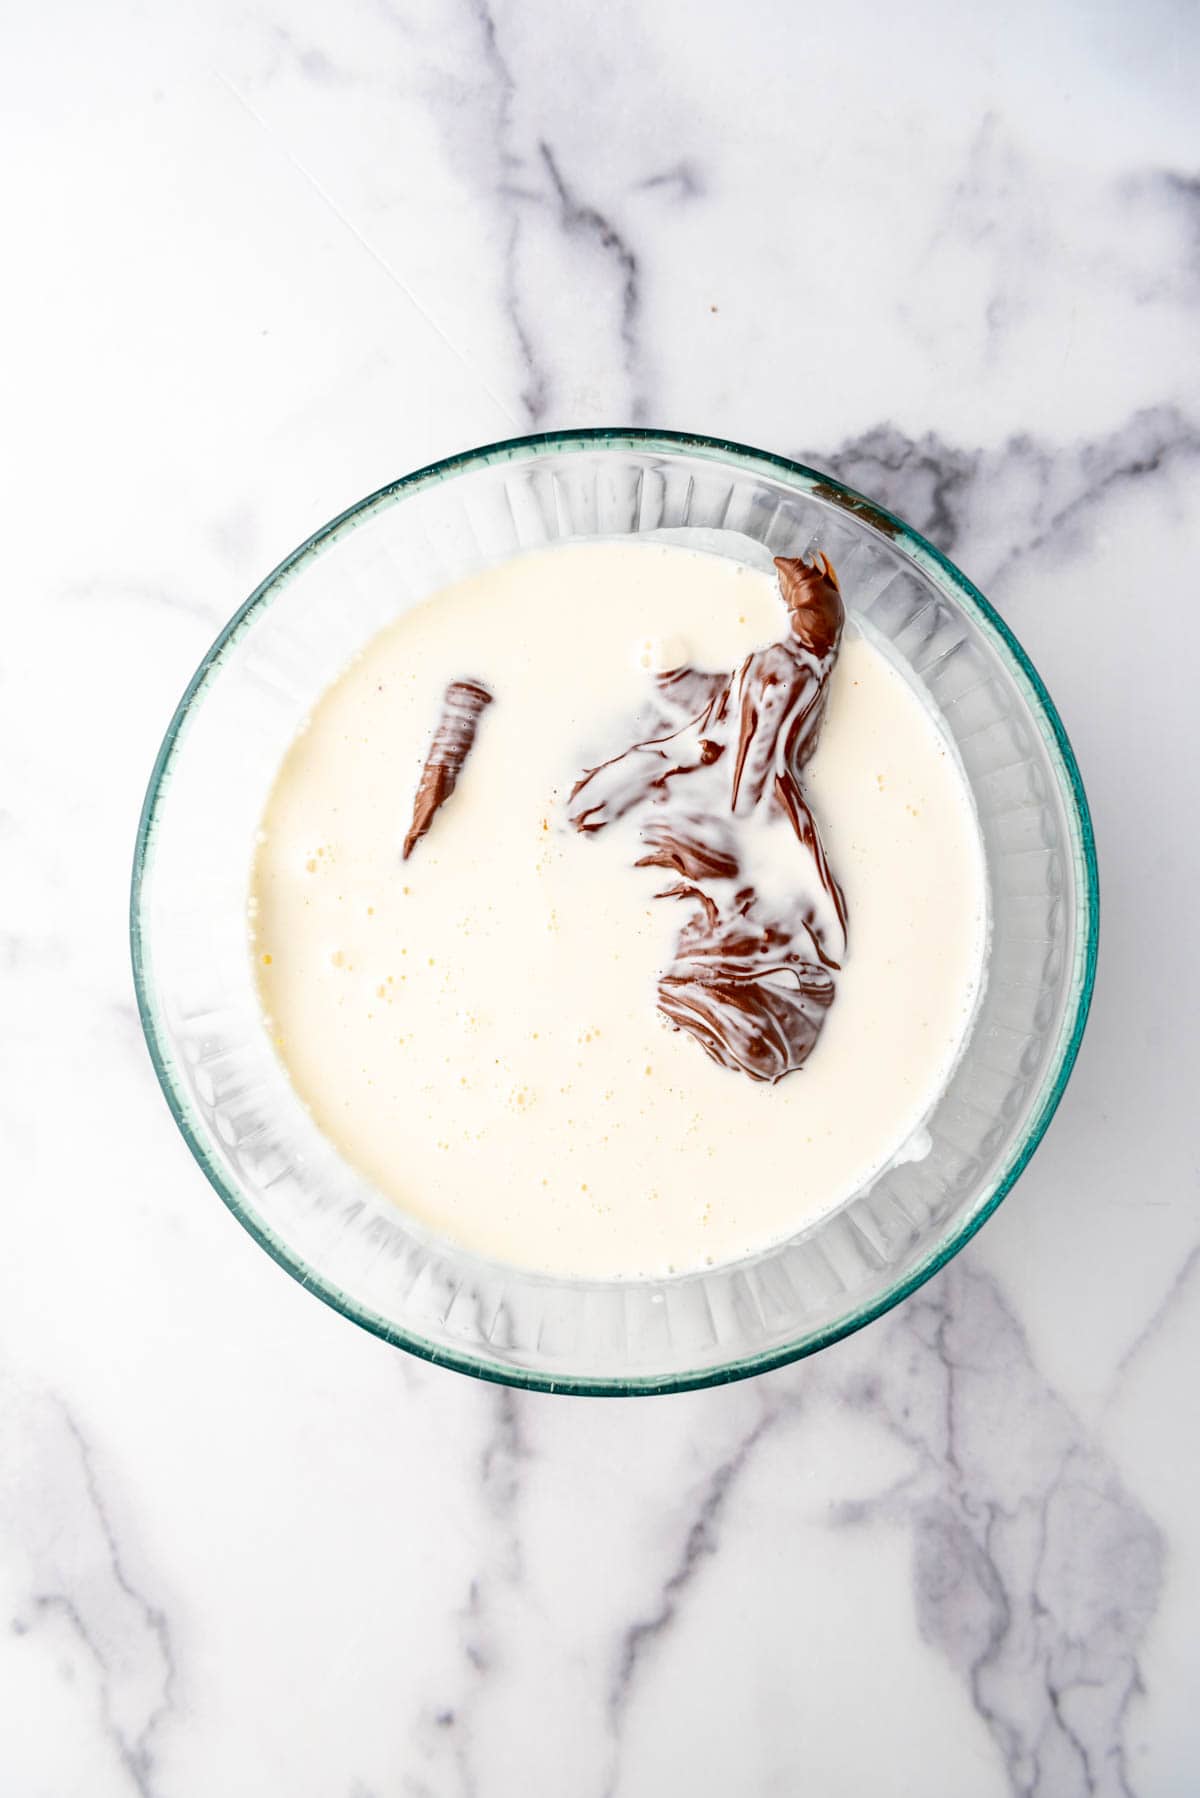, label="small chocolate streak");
[403,679,493,859]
